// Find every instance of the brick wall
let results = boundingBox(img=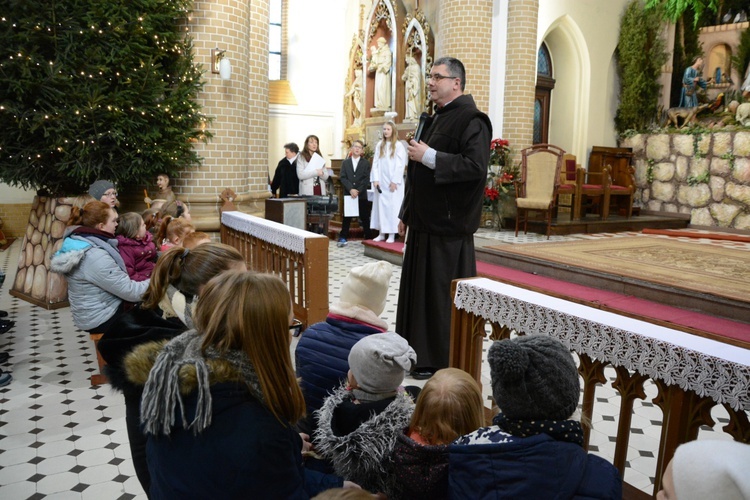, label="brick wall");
[0,204,32,239]
[438,0,493,113]
[503,0,538,153]
[178,0,269,199]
